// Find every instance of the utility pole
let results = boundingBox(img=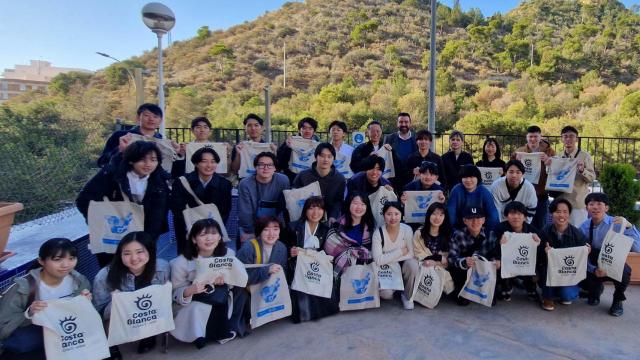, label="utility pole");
[264,85,272,143]
[428,0,437,150]
[134,68,144,107]
[283,41,287,88]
